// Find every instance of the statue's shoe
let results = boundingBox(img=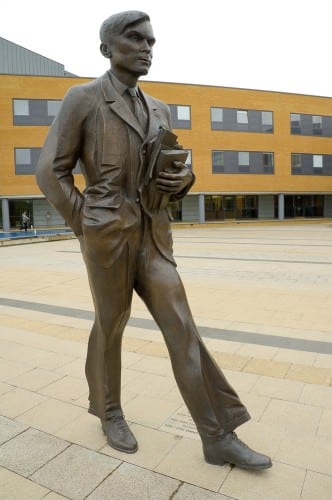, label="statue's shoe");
[203,432,272,470]
[101,410,138,454]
